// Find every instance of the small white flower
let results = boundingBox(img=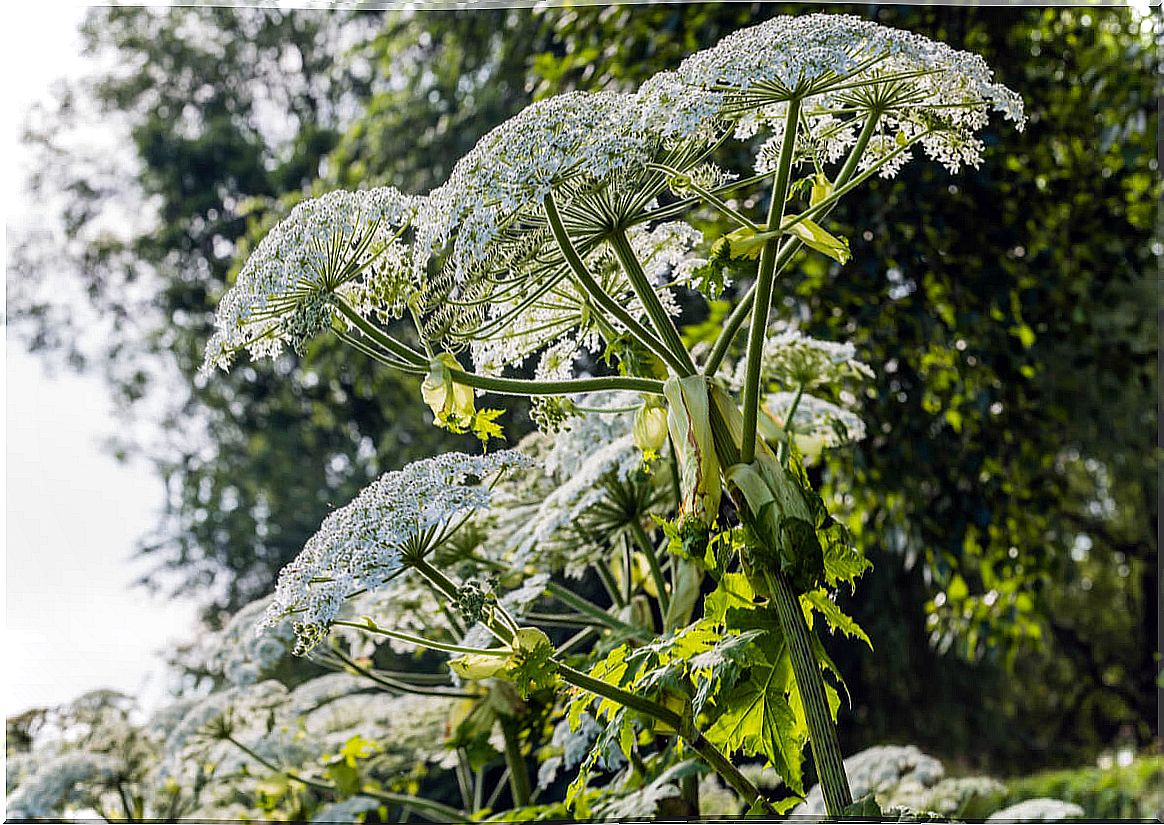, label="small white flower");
[986,798,1085,821]
[483,394,663,578]
[259,450,533,653]
[794,745,946,816]
[198,596,295,686]
[311,795,381,824]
